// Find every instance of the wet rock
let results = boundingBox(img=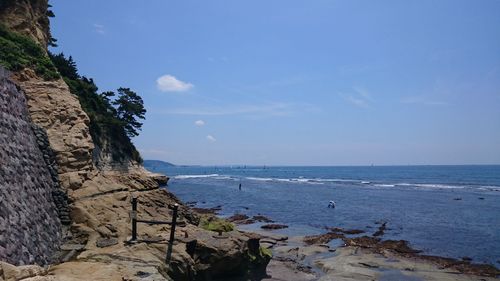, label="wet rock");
[373,222,387,237]
[227,214,249,222]
[304,232,345,245]
[343,236,381,248]
[379,240,421,254]
[96,238,118,248]
[192,205,222,215]
[327,227,365,235]
[261,224,288,230]
[253,215,274,223]
[418,254,500,277]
